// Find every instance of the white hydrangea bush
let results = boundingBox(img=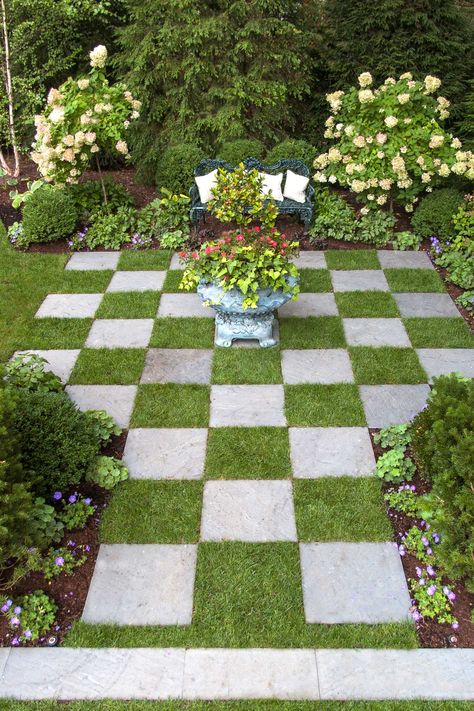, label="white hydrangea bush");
[314,72,474,212]
[31,45,141,186]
